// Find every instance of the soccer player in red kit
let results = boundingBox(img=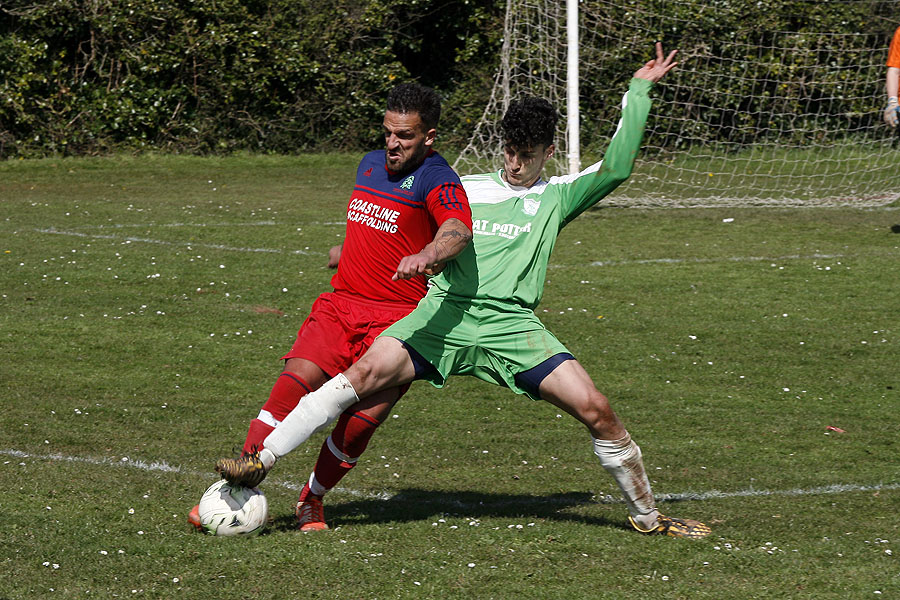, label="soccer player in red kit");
[190,83,473,530]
